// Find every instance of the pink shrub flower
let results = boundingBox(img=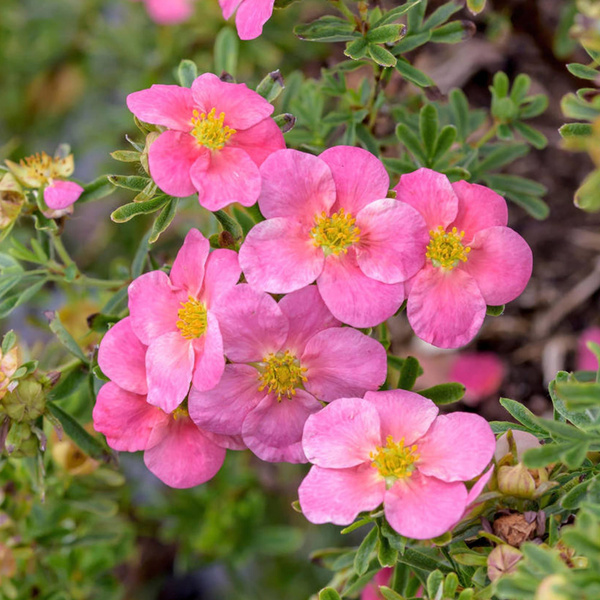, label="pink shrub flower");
[449,351,505,405]
[577,327,600,371]
[361,568,393,600]
[94,317,229,488]
[239,147,429,327]
[127,73,285,211]
[298,390,495,539]
[189,285,387,462]
[135,0,194,24]
[219,0,275,40]
[393,169,533,348]
[127,228,240,413]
